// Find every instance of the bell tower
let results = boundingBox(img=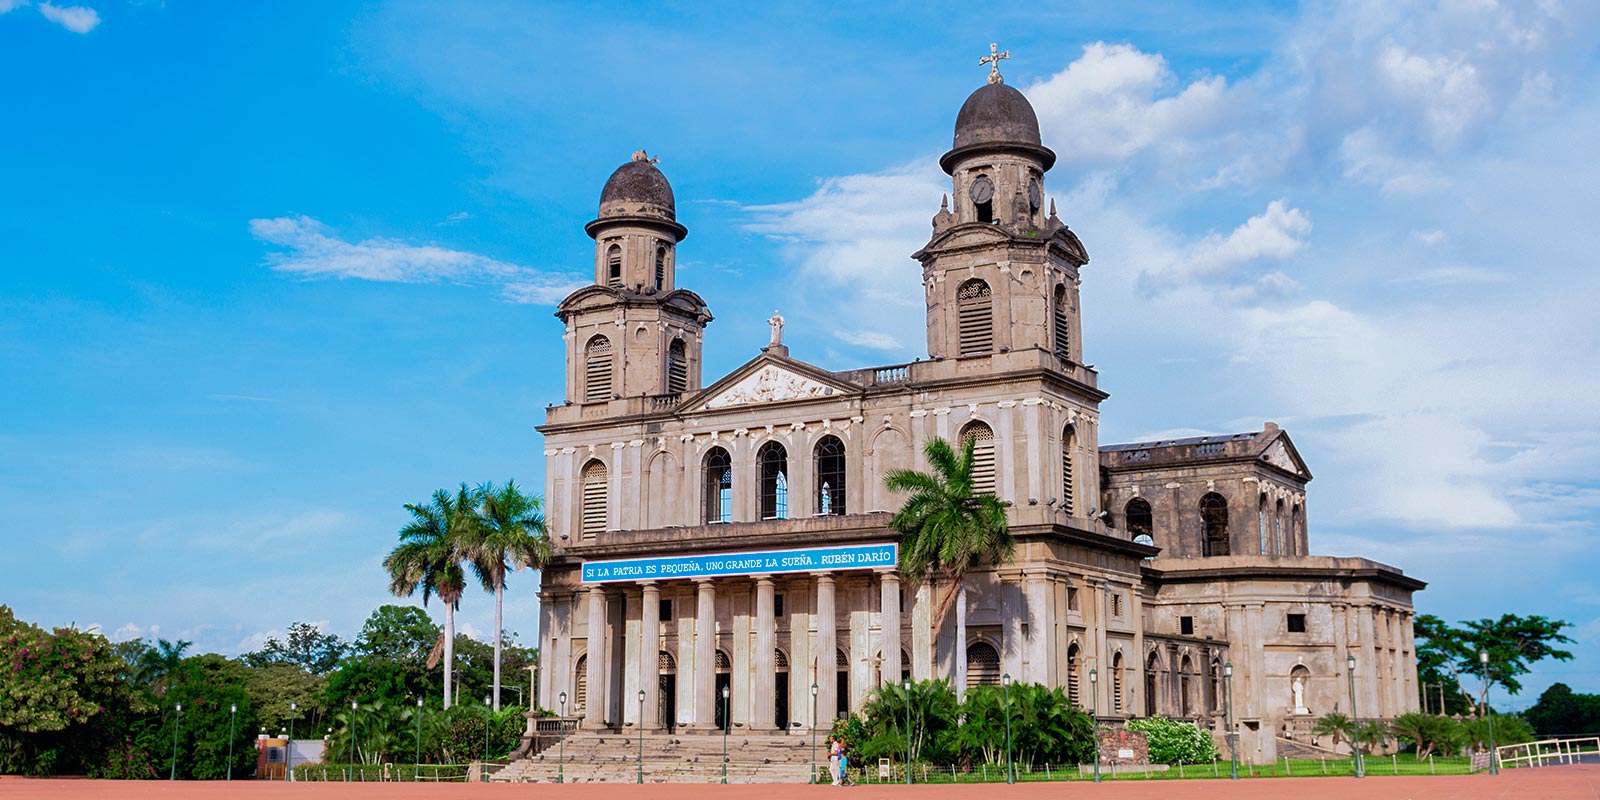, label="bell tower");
[556,151,712,405]
[914,47,1089,366]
